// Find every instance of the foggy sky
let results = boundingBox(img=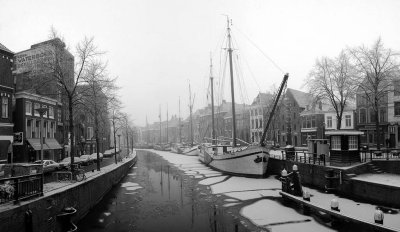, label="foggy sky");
[1,0,400,126]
